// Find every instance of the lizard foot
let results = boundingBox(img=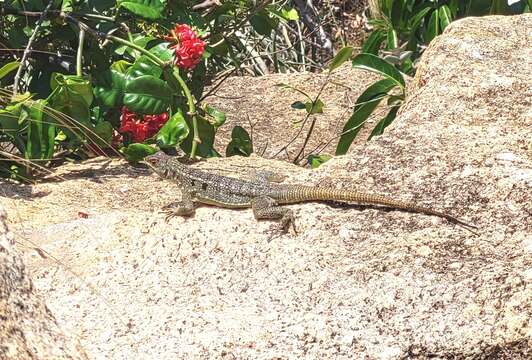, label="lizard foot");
[160,201,196,222]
